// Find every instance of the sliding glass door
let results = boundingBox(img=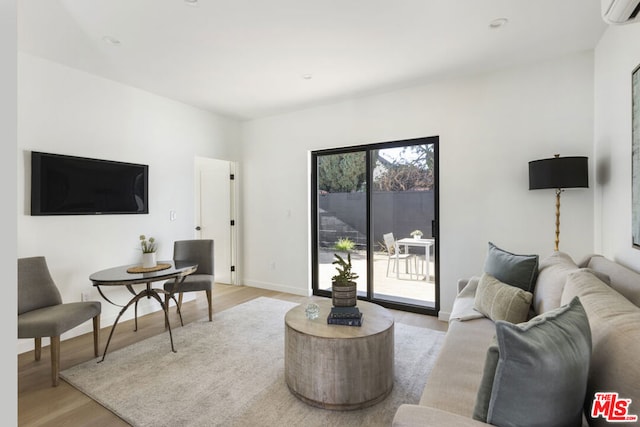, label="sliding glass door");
[314,150,368,297]
[371,144,437,308]
[311,137,439,315]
